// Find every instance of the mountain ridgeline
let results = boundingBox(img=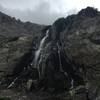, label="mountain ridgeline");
[0,11,44,37]
[0,7,100,100]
